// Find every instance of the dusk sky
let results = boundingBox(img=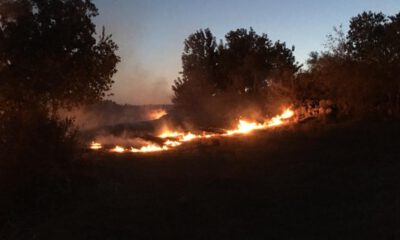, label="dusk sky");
[93,0,399,105]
